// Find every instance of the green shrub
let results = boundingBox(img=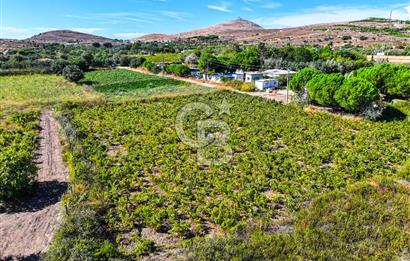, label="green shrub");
[0,112,39,201]
[44,206,122,260]
[0,150,37,200]
[119,55,131,66]
[51,59,70,74]
[334,77,380,112]
[398,159,410,179]
[387,69,410,99]
[356,64,405,94]
[103,42,113,48]
[289,68,321,93]
[142,61,160,73]
[164,64,191,76]
[129,57,146,68]
[62,65,84,83]
[307,73,345,107]
[189,177,410,260]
